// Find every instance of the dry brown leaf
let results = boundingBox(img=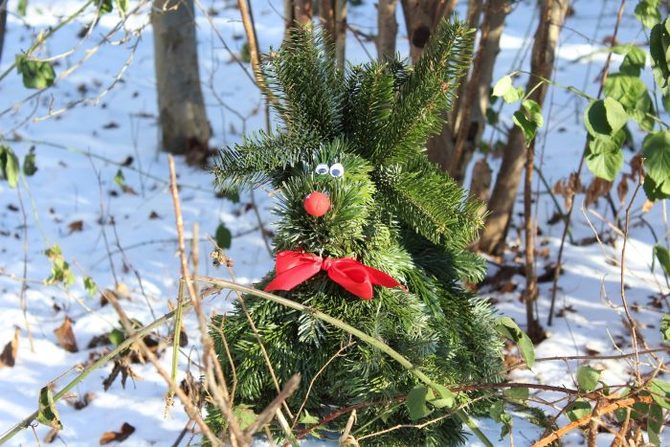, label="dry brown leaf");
[44,428,59,444]
[99,422,135,445]
[617,176,628,205]
[0,327,19,368]
[67,220,84,234]
[585,177,612,207]
[642,200,655,213]
[54,316,79,353]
